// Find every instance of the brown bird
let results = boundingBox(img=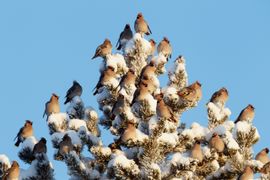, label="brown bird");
[121,122,137,143]
[149,39,156,55]
[93,66,117,95]
[234,104,255,124]
[32,137,47,155]
[116,24,133,50]
[191,141,203,162]
[209,133,225,153]
[118,69,137,91]
[177,86,197,103]
[2,161,20,180]
[14,120,33,147]
[261,161,270,174]
[239,166,254,180]
[134,12,152,36]
[58,134,73,156]
[131,81,151,105]
[157,37,172,60]
[155,93,177,123]
[255,148,270,164]
[43,93,60,118]
[111,94,128,118]
[64,81,83,104]
[188,81,202,101]
[92,39,112,59]
[140,61,156,81]
[209,87,229,107]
